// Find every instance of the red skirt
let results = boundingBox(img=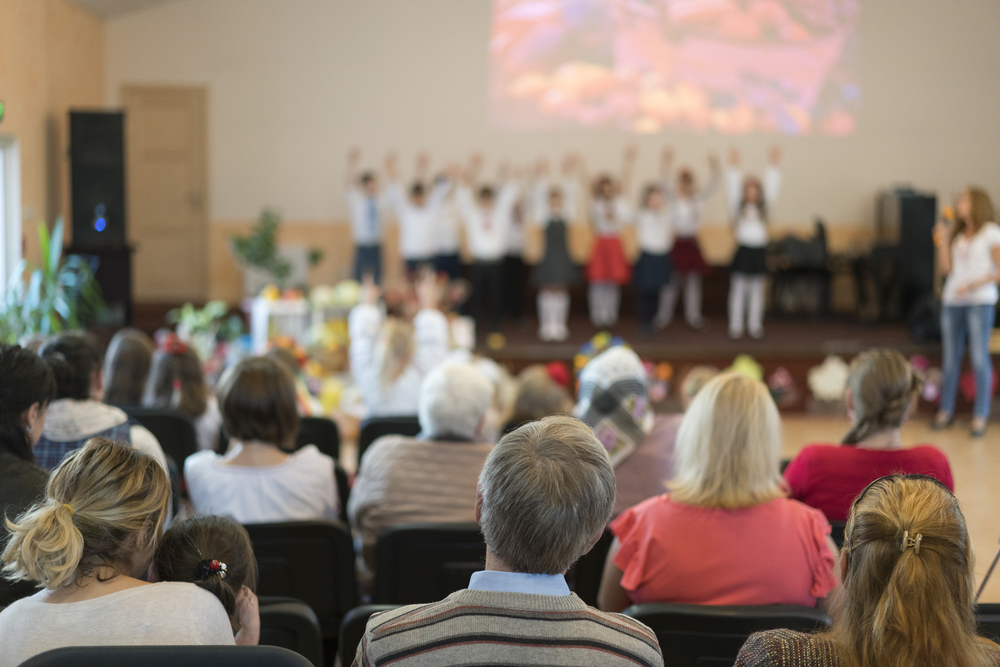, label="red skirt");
[587,236,632,285]
[672,237,710,275]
